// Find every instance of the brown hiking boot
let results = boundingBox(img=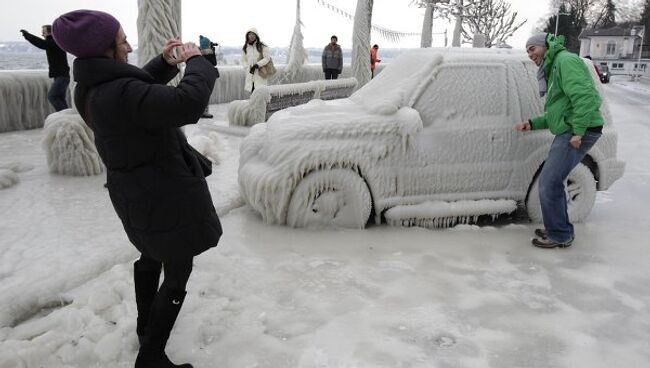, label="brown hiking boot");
[531,236,573,249]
